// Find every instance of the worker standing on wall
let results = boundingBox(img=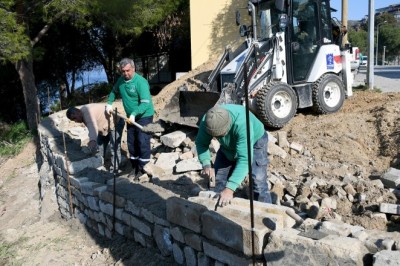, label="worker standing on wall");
[106,58,155,180]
